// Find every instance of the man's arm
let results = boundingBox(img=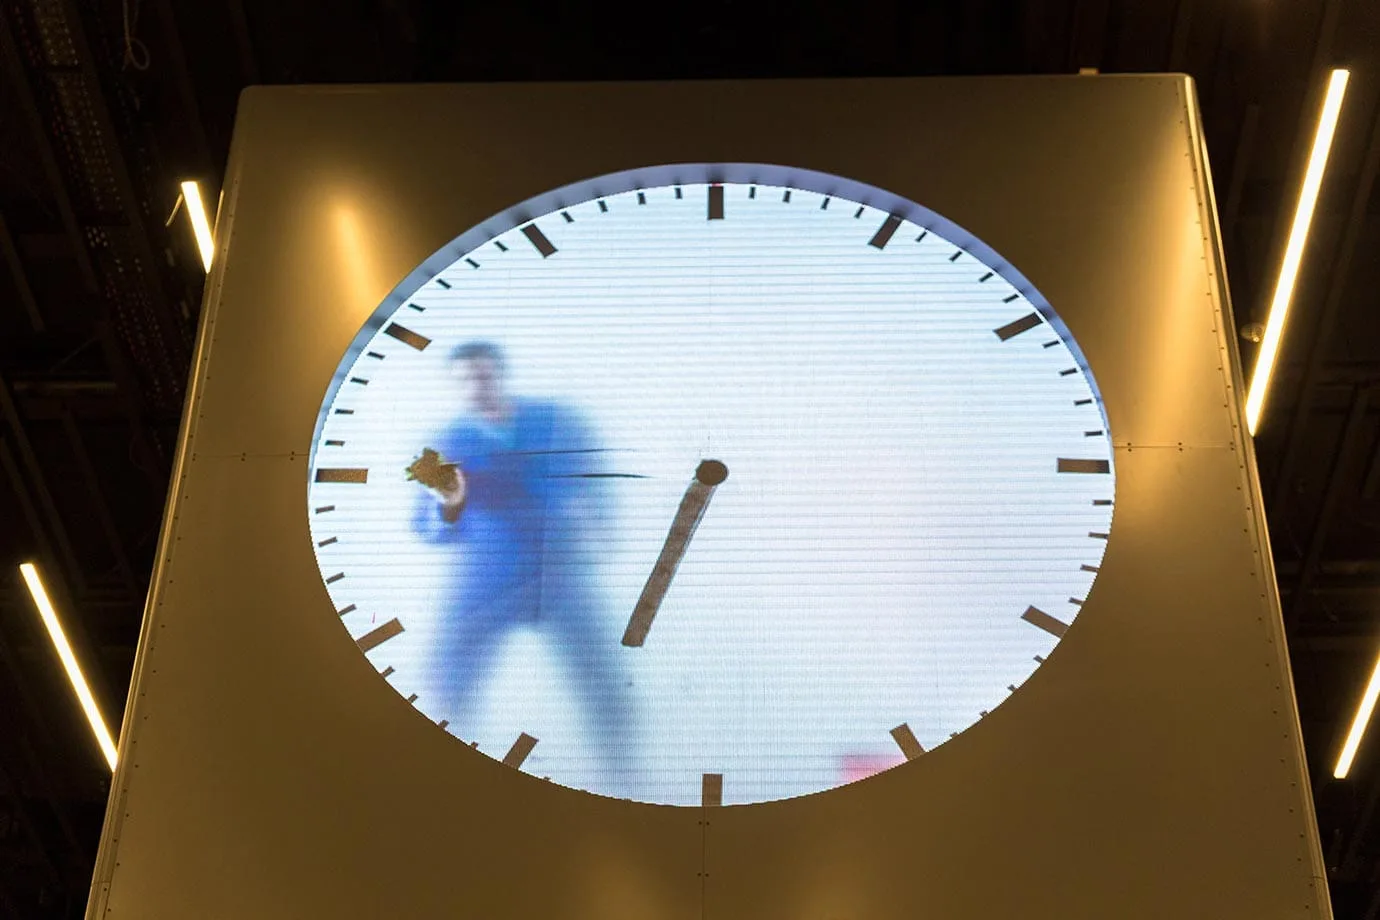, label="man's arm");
[410,468,468,541]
